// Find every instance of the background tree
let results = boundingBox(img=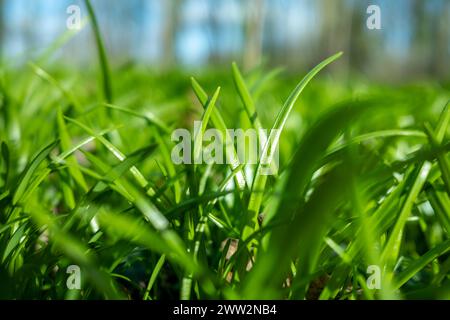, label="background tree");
[162,0,181,68]
[243,0,265,70]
